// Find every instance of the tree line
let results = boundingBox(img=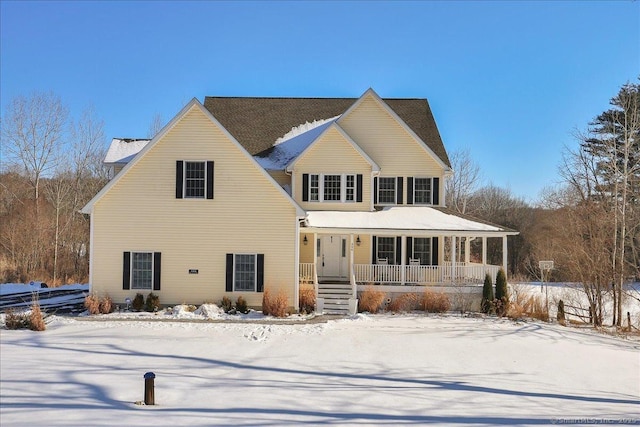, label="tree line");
[1,83,638,327]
